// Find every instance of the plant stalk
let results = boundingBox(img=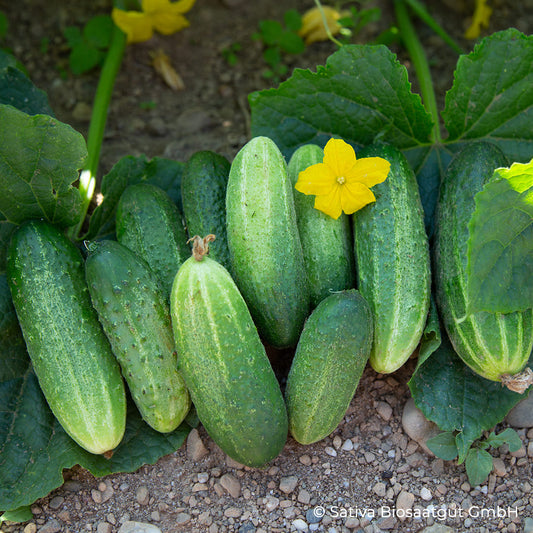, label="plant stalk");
[394,0,441,144]
[73,24,127,238]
